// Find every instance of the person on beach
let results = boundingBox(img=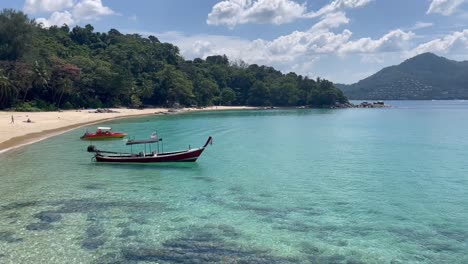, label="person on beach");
[10,115,14,124]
